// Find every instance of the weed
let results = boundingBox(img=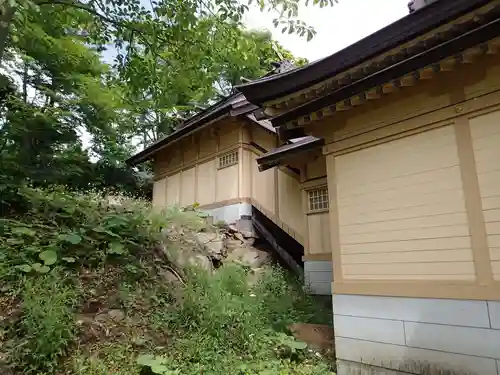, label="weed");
[10,271,77,373]
[72,343,140,375]
[142,264,335,375]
